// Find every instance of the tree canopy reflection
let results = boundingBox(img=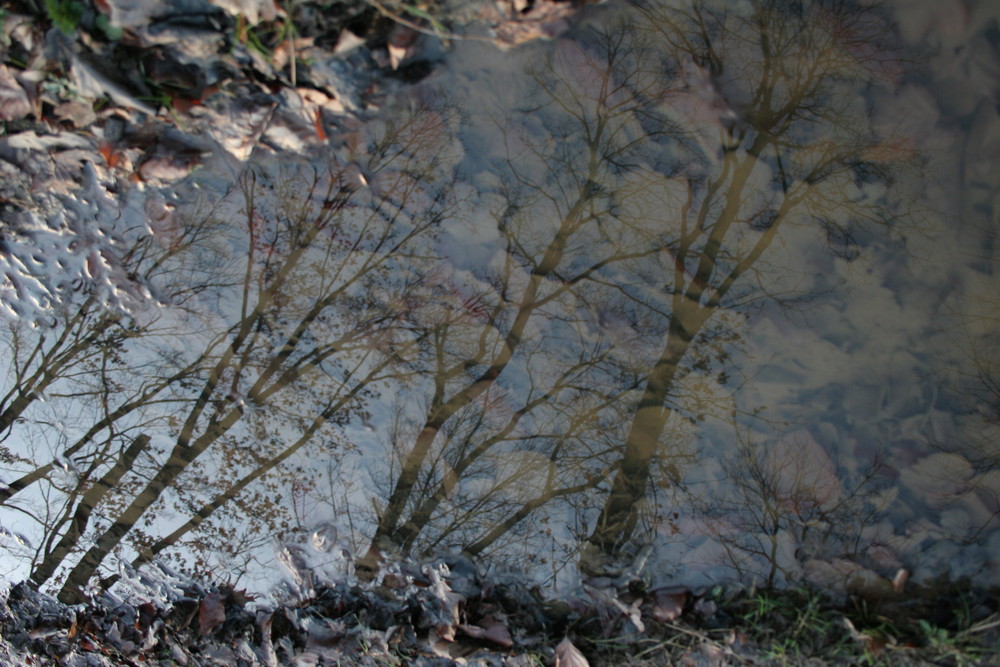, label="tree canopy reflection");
[1,0,962,600]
